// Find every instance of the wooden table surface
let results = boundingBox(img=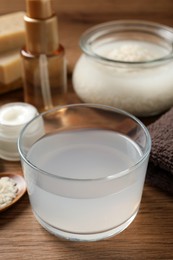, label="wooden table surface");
[0,1,173,259]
